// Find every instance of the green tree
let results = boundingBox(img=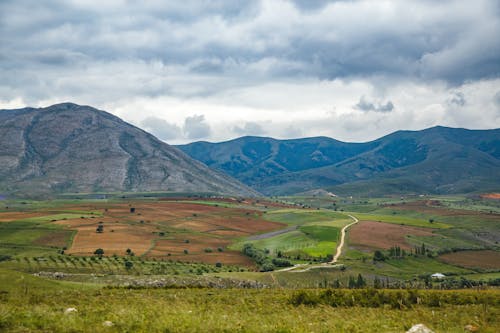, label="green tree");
[356,274,366,288]
[94,248,104,257]
[125,260,133,270]
[373,250,385,261]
